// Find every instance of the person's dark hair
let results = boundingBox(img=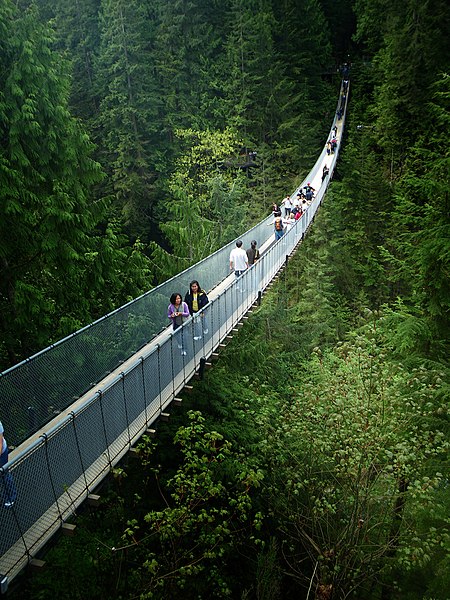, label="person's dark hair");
[170,293,182,305]
[189,280,200,292]
[236,240,243,248]
[251,240,257,249]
